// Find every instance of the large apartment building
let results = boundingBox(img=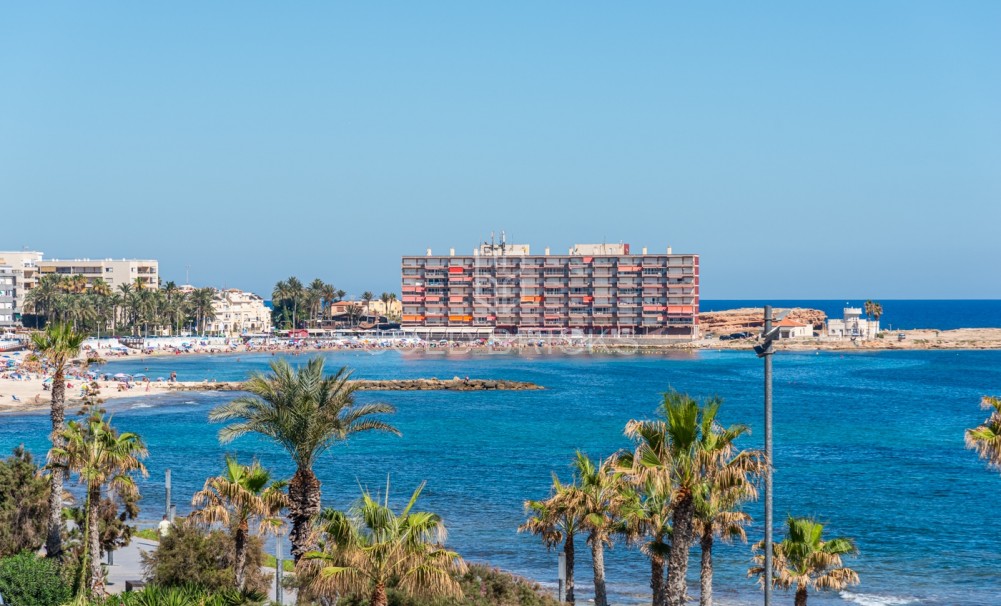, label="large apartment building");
[401,241,699,337]
[37,258,159,291]
[0,251,43,323]
[0,266,16,328]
